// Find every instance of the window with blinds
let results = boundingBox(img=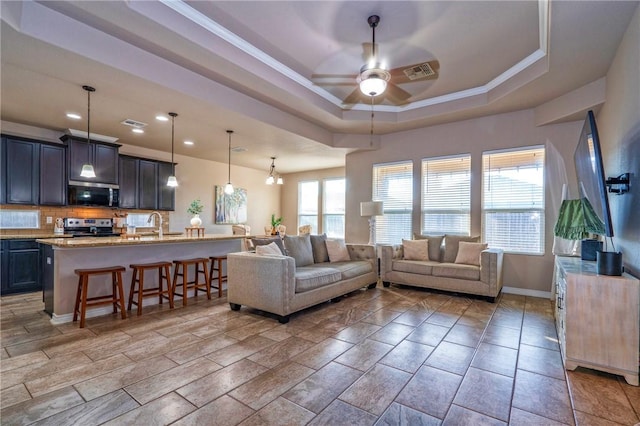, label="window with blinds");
[298,180,318,234]
[421,154,471,236]
[373,161,413,244]
[323,178,345,238]
[482,146,545,254]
